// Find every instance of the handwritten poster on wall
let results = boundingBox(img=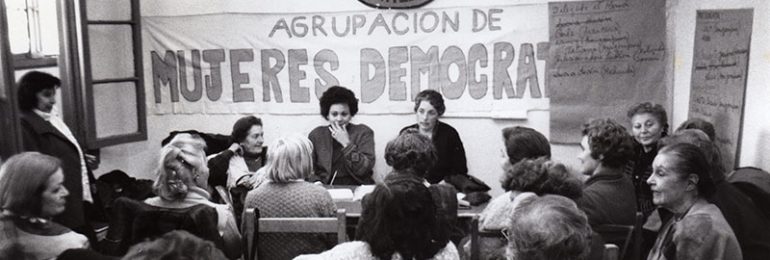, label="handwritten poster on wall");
[547,0,667,143]
[689,9,753,171]
[144,4,551,116]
